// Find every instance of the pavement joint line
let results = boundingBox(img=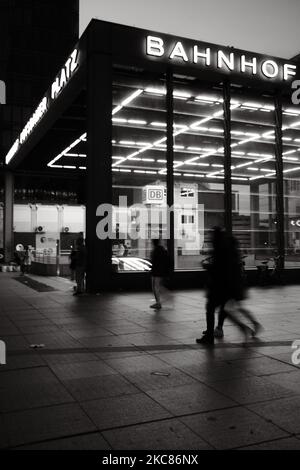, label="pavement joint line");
[2,405,244,450]
[221,433,300,450]
[243,399,300,438]
[2,429,110,451]
[4,339,296,358]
